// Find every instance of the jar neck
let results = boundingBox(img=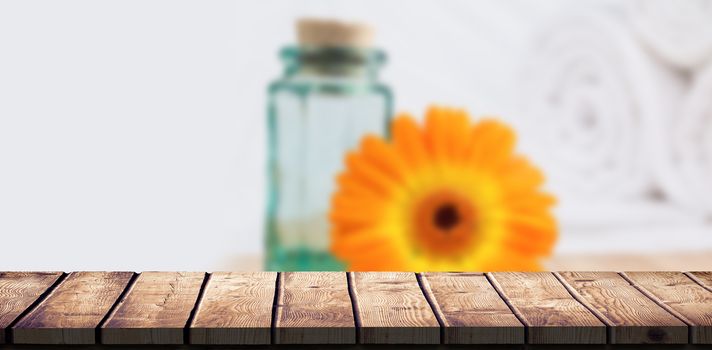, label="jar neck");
[281,46,385,79]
